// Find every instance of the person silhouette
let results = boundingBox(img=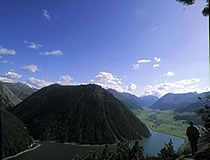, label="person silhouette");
[186,120,200,156]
